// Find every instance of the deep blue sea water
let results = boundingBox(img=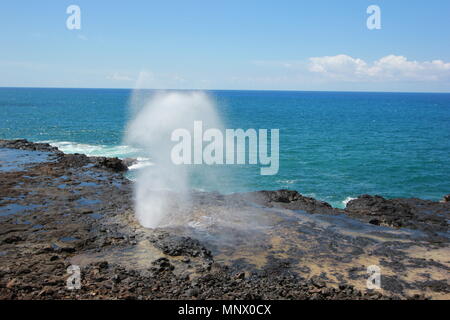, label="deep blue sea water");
[1,87,449,208]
